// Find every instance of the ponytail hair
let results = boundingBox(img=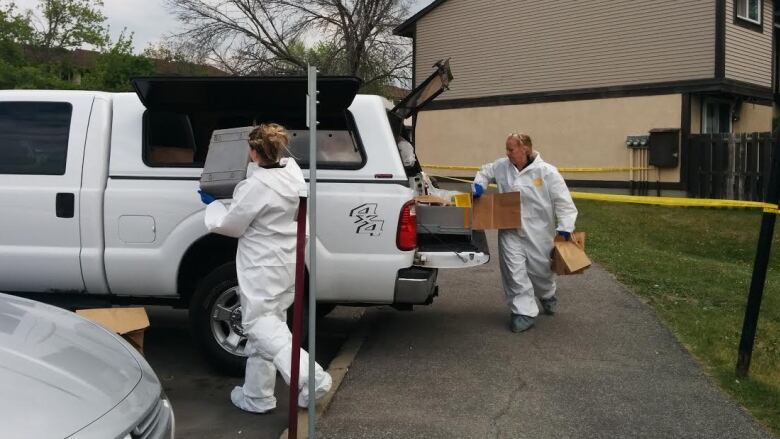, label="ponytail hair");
[248,123,290,163]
